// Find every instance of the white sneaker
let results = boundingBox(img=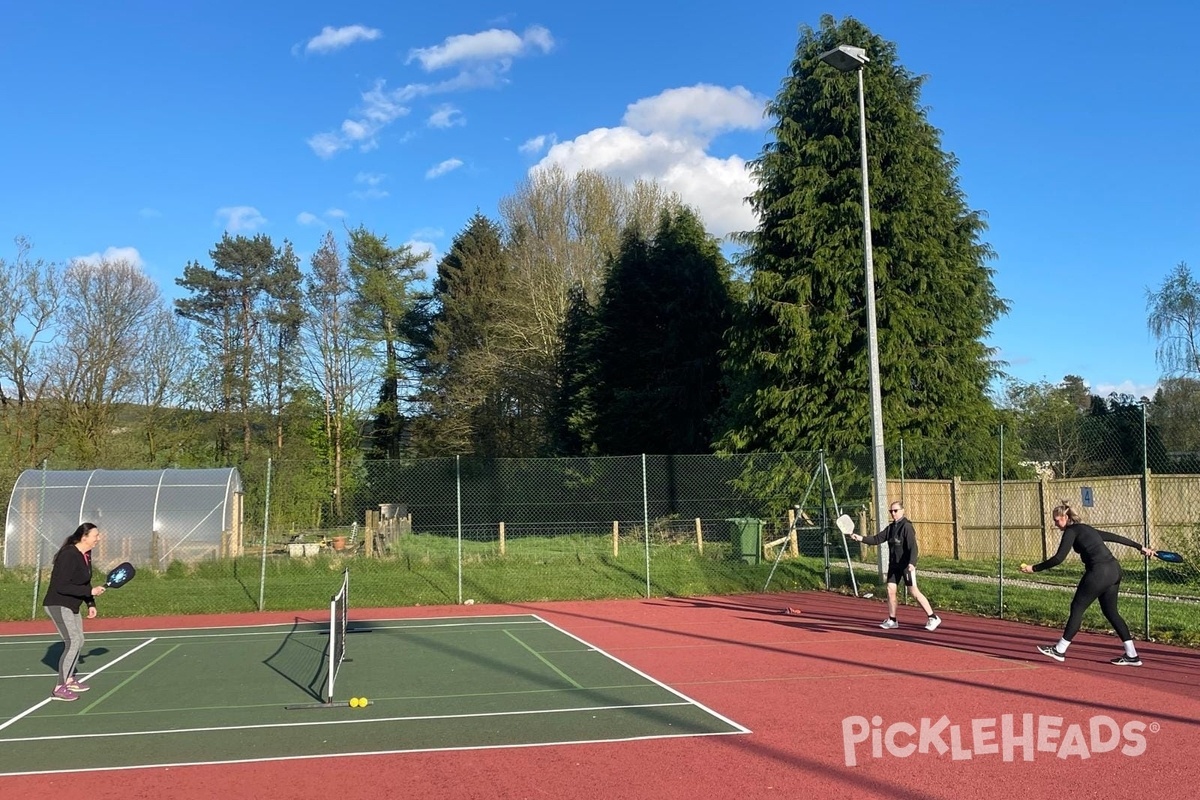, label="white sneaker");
[879,618,899,629]
[925,616,942,632]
